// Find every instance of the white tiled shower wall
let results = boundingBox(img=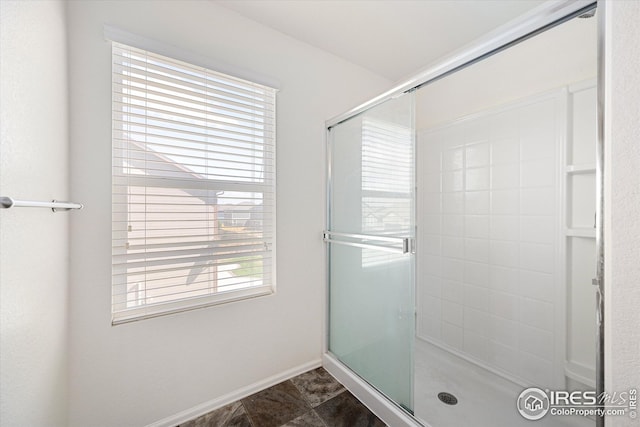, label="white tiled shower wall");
[417,91,565,389]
